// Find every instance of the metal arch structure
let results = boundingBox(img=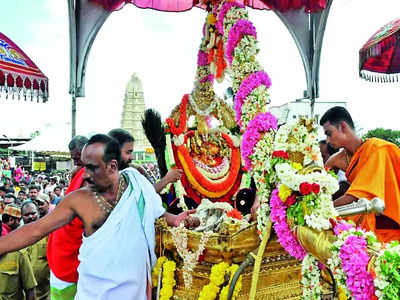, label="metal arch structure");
[68,0,333,137]
[274,0,333,117]
[68,0,112,137]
